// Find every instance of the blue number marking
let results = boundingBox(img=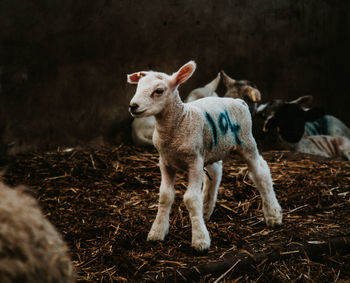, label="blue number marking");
[205,112,218,146]
[218,112,228,134]
[206,110,242,147]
